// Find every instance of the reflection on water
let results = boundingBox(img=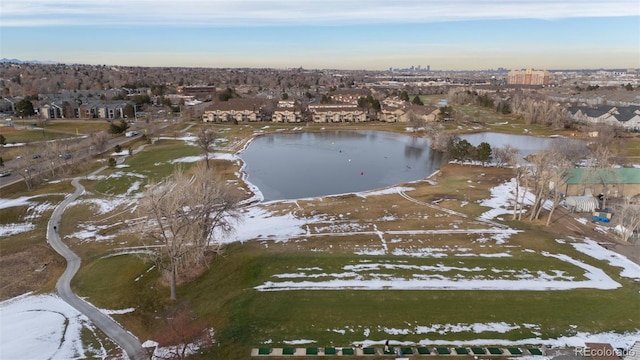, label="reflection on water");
[239,131,558,202]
